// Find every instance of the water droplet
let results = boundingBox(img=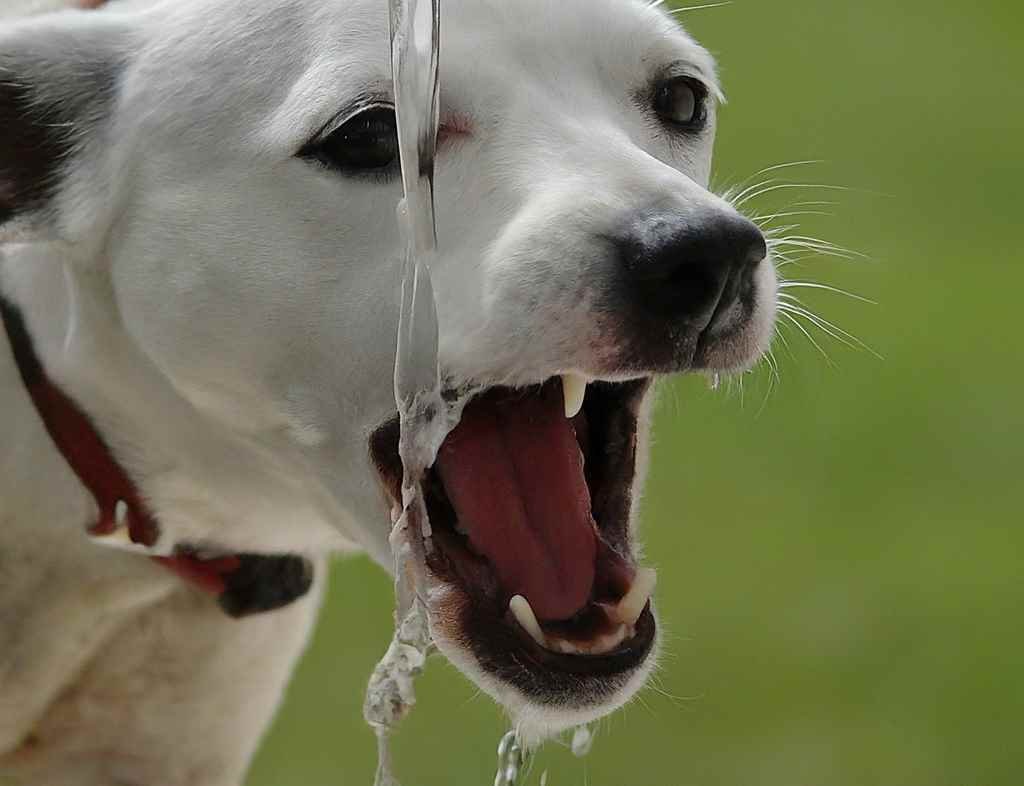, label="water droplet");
[571,725,594,758]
